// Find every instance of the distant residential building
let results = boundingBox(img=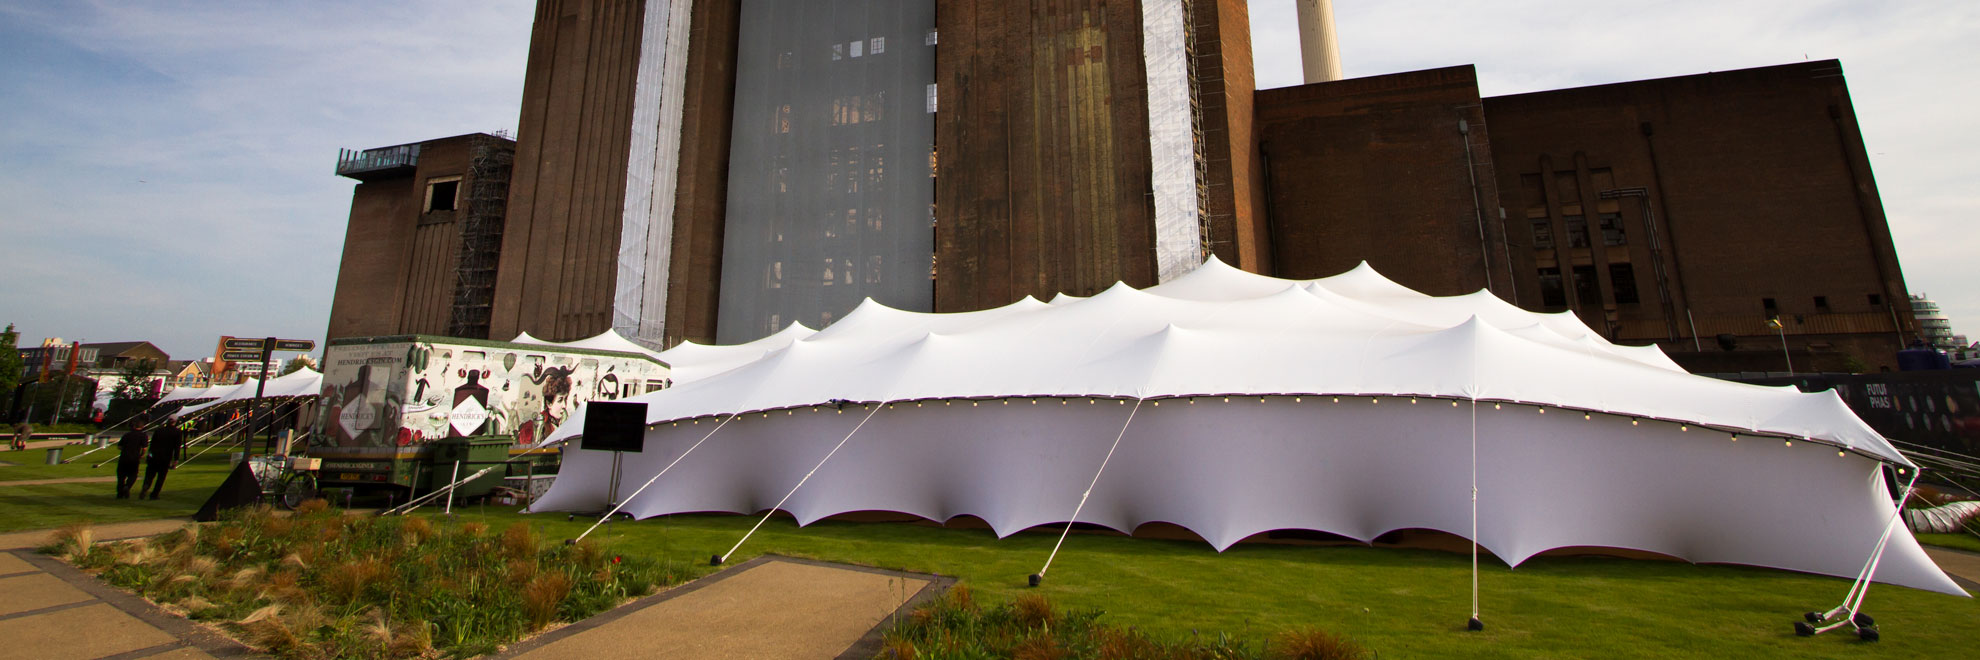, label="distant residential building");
[19,338,96,382]
[1911,294,1959,352]
[80,341,169,370]
[169,359,214,389]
